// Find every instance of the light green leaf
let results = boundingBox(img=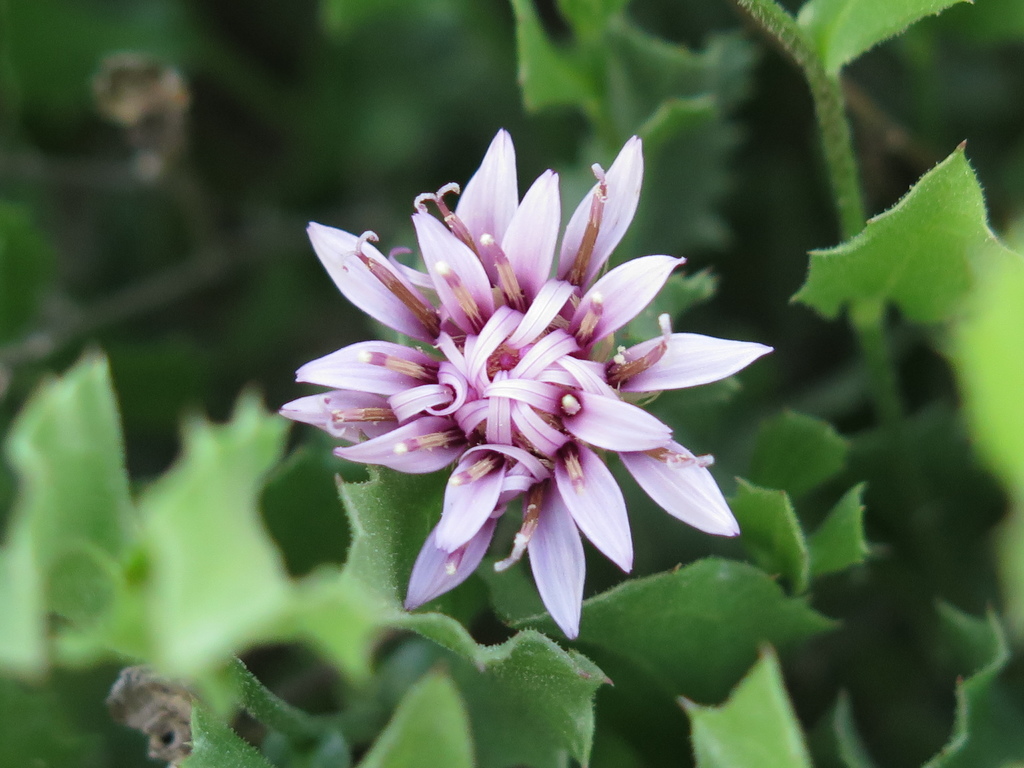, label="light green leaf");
[797,0,970,74]
[0,529,45,675]
[731,481,810,593]
[522,558,834,704]
[184,704,274,768]
[750,411,848,498]
[0,203,54,342]
[141,394,291,676]
[357,671,472,768]
[794,147,1017,323]
[808,485,869,578]
[808,692,879,768]
[685,649,813,768]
